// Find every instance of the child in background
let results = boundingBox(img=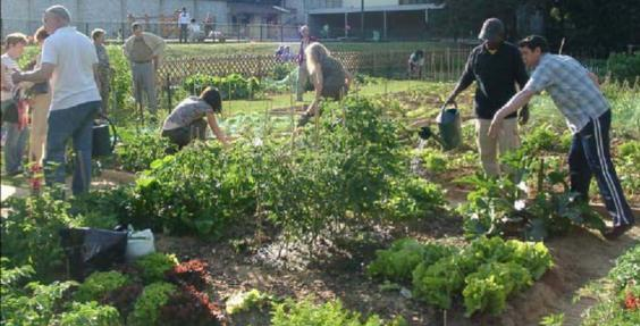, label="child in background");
[1,33,29,176]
